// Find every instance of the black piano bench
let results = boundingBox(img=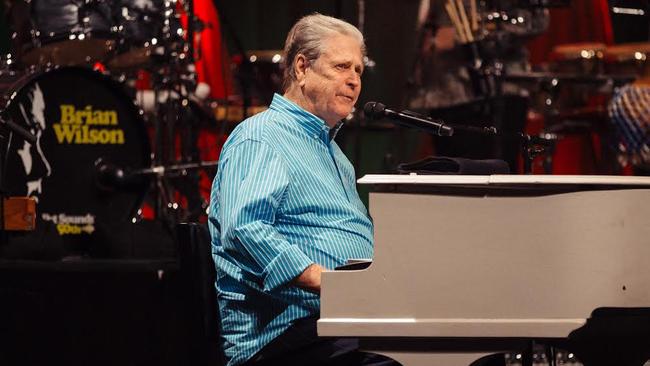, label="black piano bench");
[566,307,650,366]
